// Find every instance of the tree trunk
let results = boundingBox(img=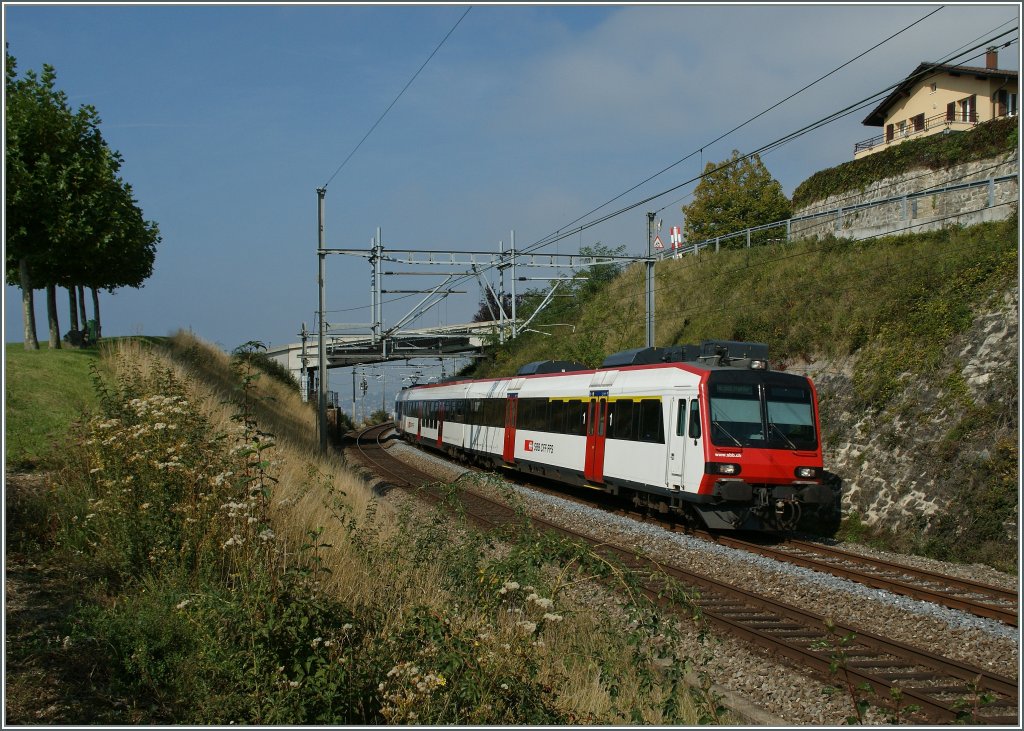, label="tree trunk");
[77,285,87,328]
[46,284,61,349]
[19,259,39,350]
[68,286,80,335]
[91,287,102,340]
